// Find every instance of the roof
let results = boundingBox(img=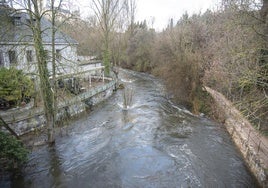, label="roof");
[0,6,78,45]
